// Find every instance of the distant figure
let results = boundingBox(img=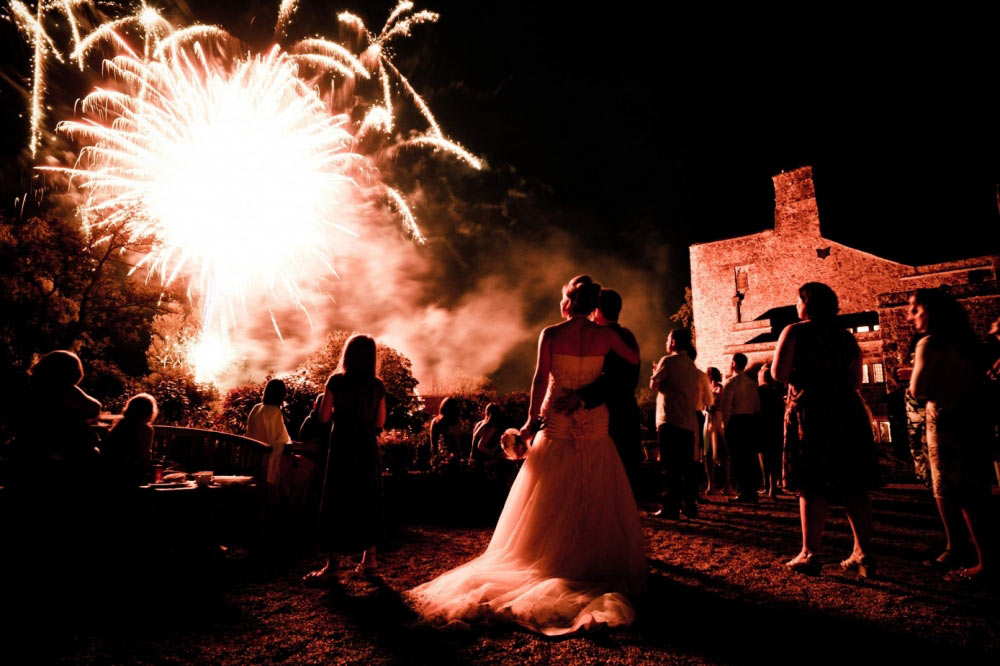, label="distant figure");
[702,367,732,496]
[908,288,994,582]
[773,282,881,577]
[297,392,331,466]
[721,353,761,504]
[471,403,506,463]
[246,378,292,485]
[430,396,462,457]
[102,393,158,486]
[650,328,712,519]
[756,363,785,499]
[304,334,387,586]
